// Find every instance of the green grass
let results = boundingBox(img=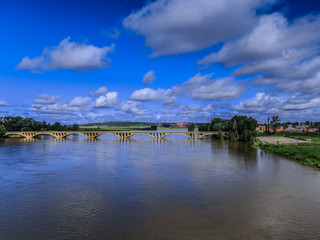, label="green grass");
[257,132,320,142]
[261,144,320,168]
